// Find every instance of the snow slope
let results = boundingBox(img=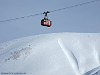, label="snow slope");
[0,32,100,75]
